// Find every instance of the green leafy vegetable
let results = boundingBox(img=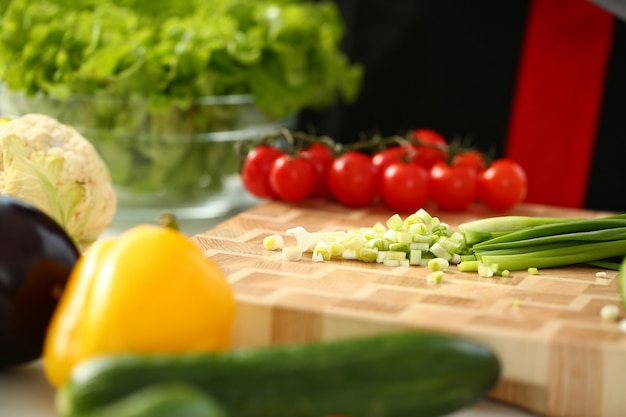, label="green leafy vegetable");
[0,0,362,117]
[0,0,362,202]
